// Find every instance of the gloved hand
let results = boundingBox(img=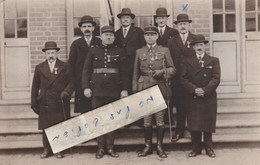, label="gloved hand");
[153,69,164,79]
[60,91,70,99]
[195,88,205,97]
[84,88,92,98]
[120,90,128,98]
